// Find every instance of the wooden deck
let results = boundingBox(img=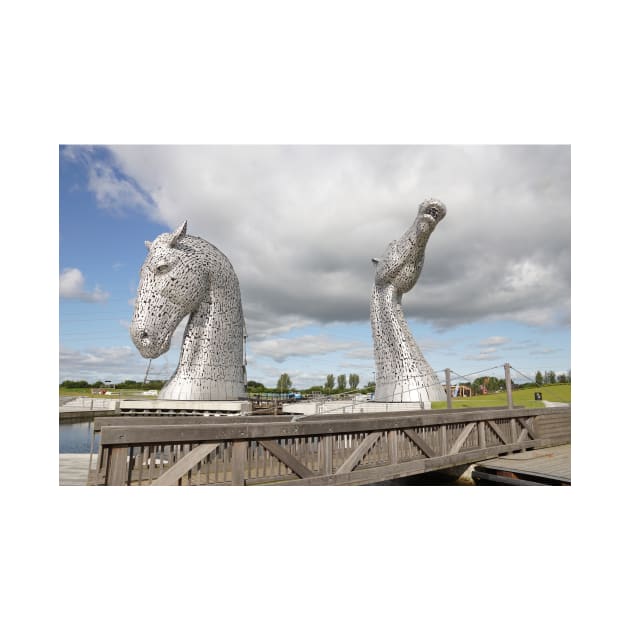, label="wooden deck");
[472,444,571,485]
[59,454,92,486]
